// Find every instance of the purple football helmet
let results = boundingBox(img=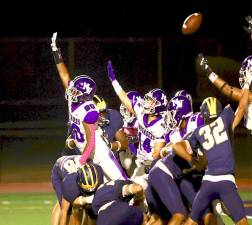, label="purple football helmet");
[143,88,168,114]
[65,75,96,103]
[165,95,193,130]
[239,55,252,90]
[120,91,143,123]
[174,89,193,110]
